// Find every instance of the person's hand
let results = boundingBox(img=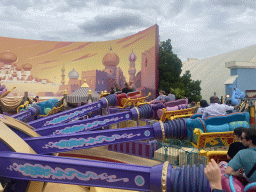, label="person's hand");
[234,105,240,109]
[204,159,222,190]
[238,168,244,174]
[233,169,244,177]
